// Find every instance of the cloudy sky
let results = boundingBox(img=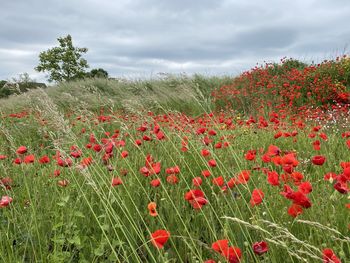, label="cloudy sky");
[1,0,350,82]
